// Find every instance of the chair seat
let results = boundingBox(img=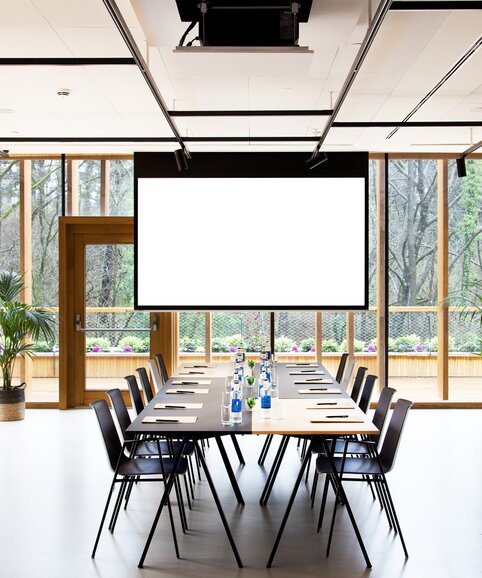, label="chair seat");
[133,439,195,458]
[118,456,189,477]
[311,437,373,456]
[316,454,387,476]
